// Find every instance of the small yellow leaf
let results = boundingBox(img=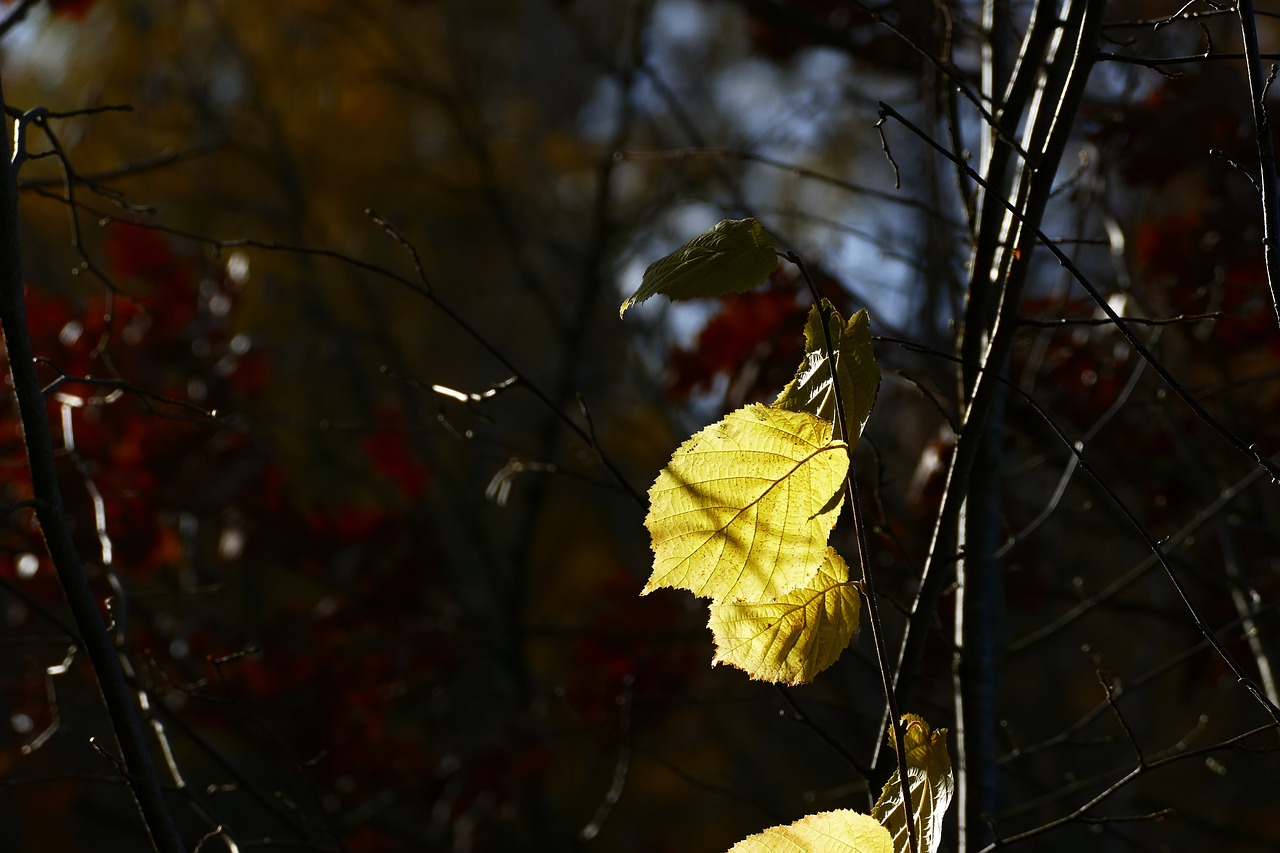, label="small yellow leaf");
[774,303,880,446]
[709,547,860,685]
[643,404,848,602]
[728,809,894,853]
[872,715,954,853]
